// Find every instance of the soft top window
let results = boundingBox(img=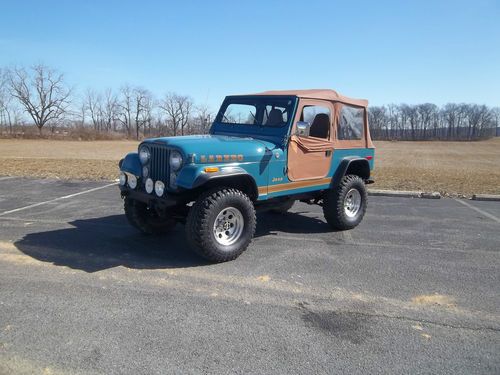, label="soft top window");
[338,105,364,140]
[216,96,295,127]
